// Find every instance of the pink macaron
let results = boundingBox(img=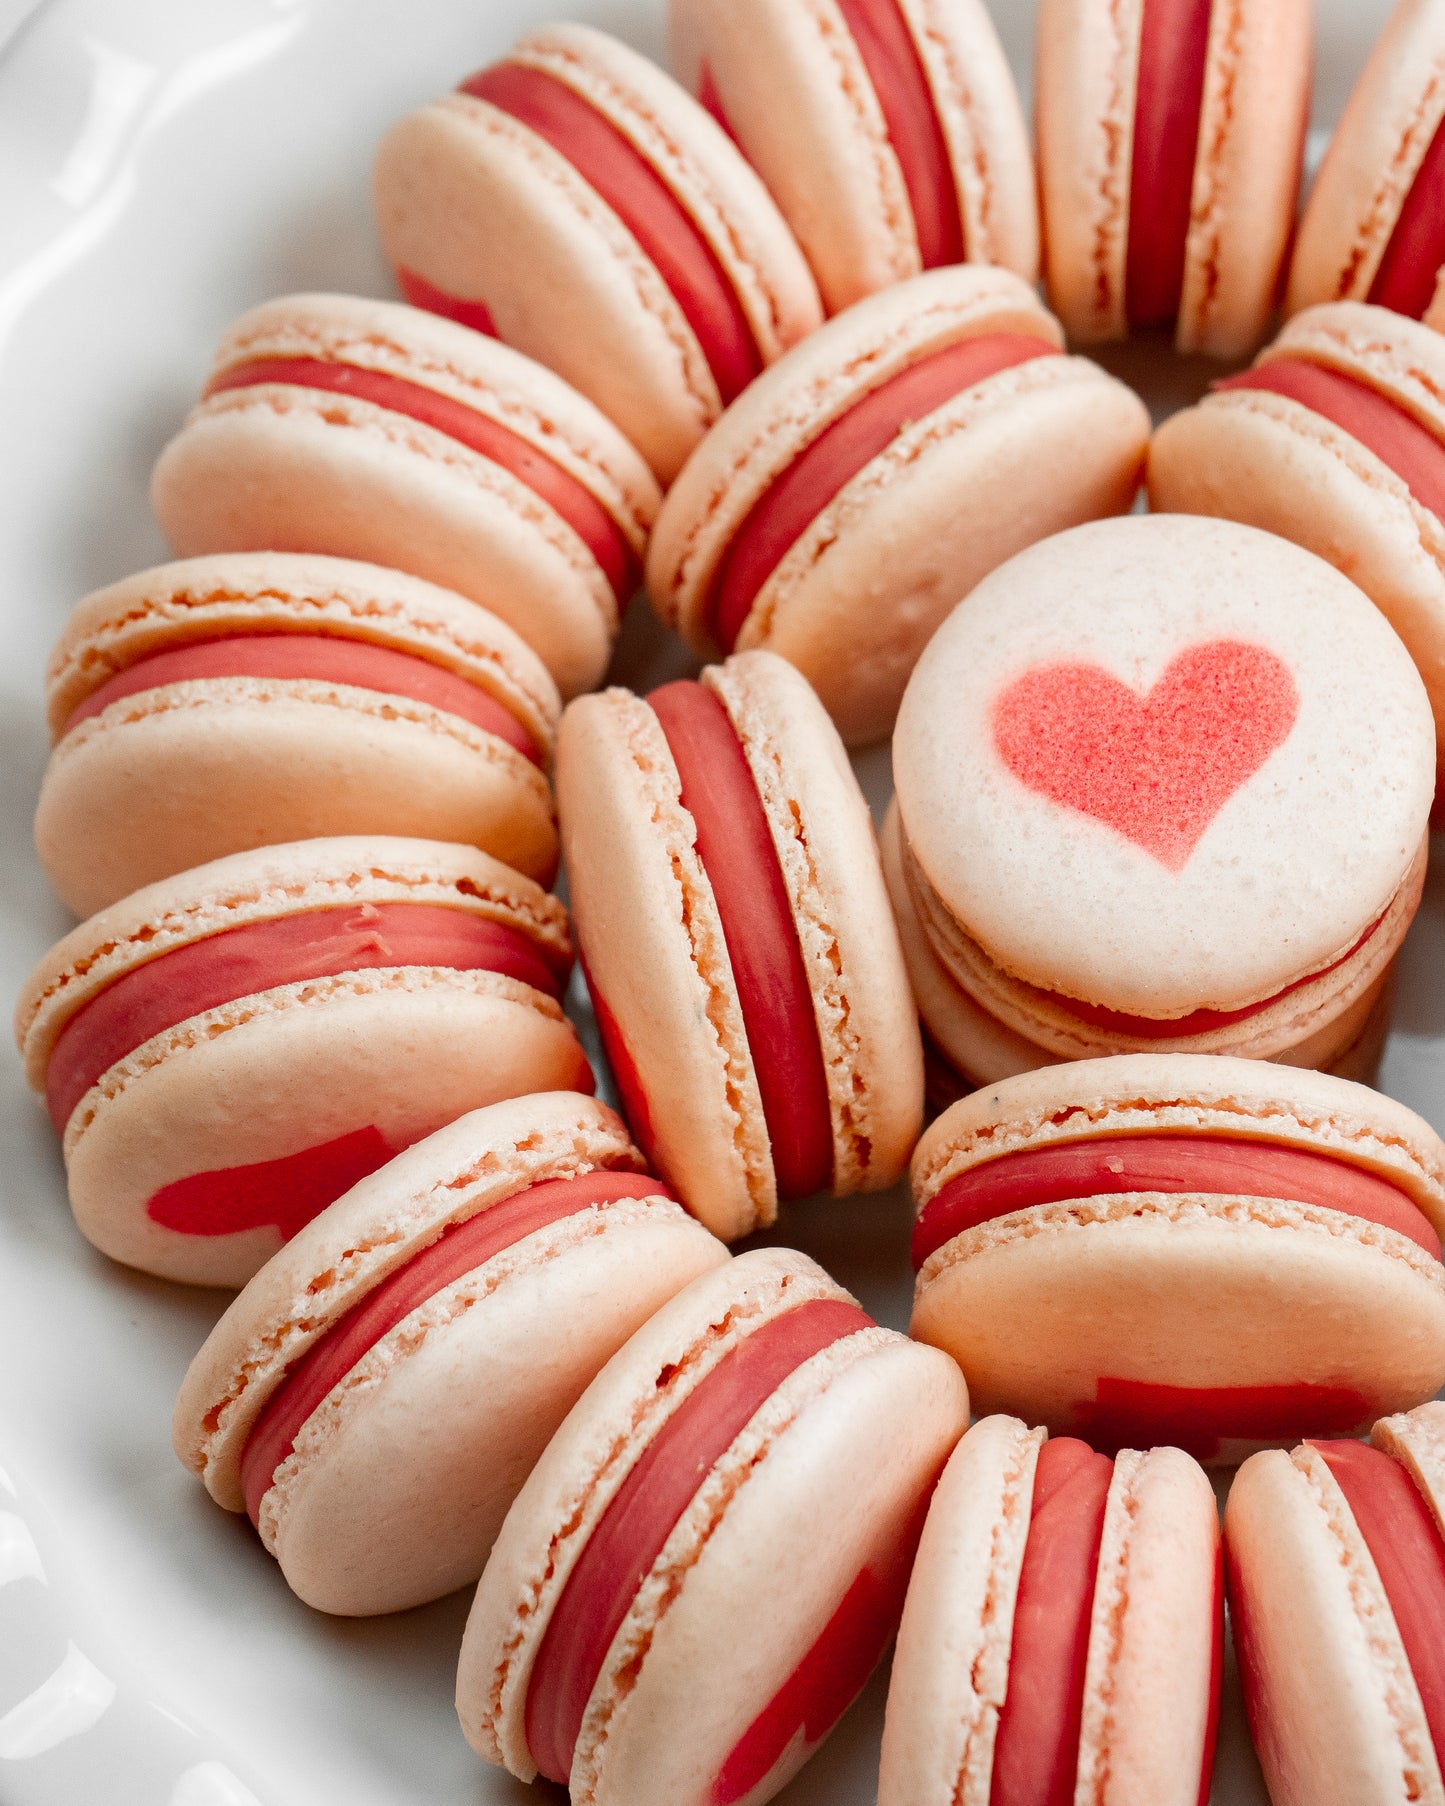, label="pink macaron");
[647,266,1150,745]
[878,1414,1222,1806]
[668,0,1038,314]
[35,552,562,917]
[1035,0,1312,356]
[1225,1400,1445,1806]
[371,24,823,484]
[454,1246,969,1805]
[173,1092,728,1616]
[150,293,660,699]
[557,648,922,1242]
[891,516,1435,1079]
[14,836,591,1287]
[910,1055,1445,1463]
